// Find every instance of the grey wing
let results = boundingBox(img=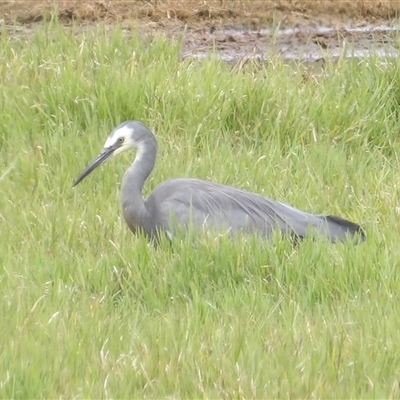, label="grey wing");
[147,178,364,242]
